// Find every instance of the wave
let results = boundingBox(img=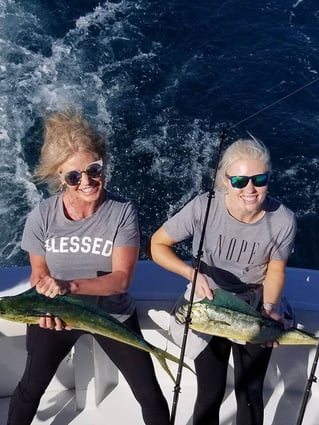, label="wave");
[0,0,318,268]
